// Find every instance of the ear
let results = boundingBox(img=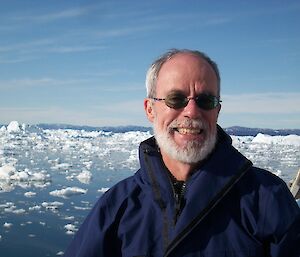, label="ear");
[144,98,155,123]
[216,103,221,119]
